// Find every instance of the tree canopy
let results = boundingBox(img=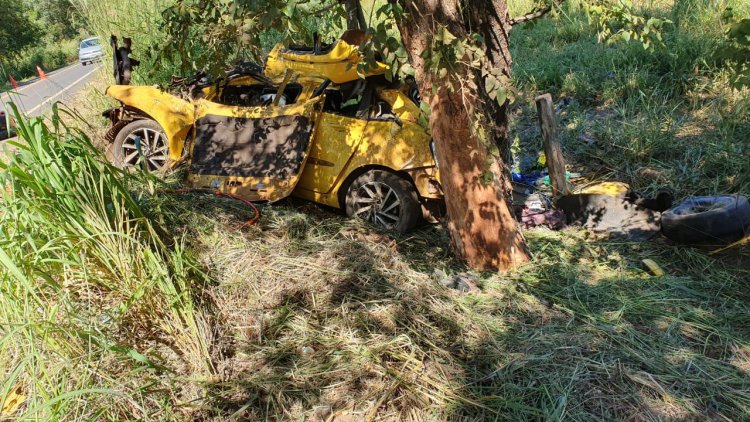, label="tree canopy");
[0,0,40,61]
